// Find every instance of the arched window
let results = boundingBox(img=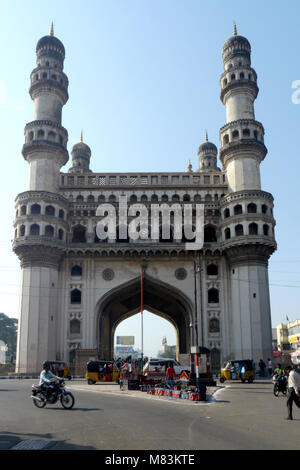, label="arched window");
[172,194,180,202]
[72,225,86,243]
[37,129,45,138]
[30,224,40,236]
[29,131,34,141]
[225,227,231,239]
[151,194,159,203]
[194,194,201,202]
[108,195,116,203]
[71,265,82,277]
[224,208,230,218]
[247,203,257,214]
[249,223,258,235]
[141,194,148,203]
[31,203,41,215]
[59,209,64,219]
[20,225,26,237]
[231,74,236,80]
[87,195,95,202]
[161,194,168,202]
[209,318,220,333]
[242,128,250,137]
[70,289,81,304]
[70,319,81,335]
[232,130,239,139]
[262,204,268,214]
[130,195,137,203]
[204,226,217,243]
[48,131,56,141]
[20,205,27,215]
[240,72,245,79]
[208,288,219,304]
[183,194,190,202]
[45,225,54,237]
[235,224,244,236]
[76,195,84,202]
[58,229,64,240]
[223,134,229,145]
[45,205,55,216]
[205,194,212,202]
[234,204,243,215]
[263,224,269,236]
[223,78,228,87]
[98,195,105,203]
[207,264,218,276]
